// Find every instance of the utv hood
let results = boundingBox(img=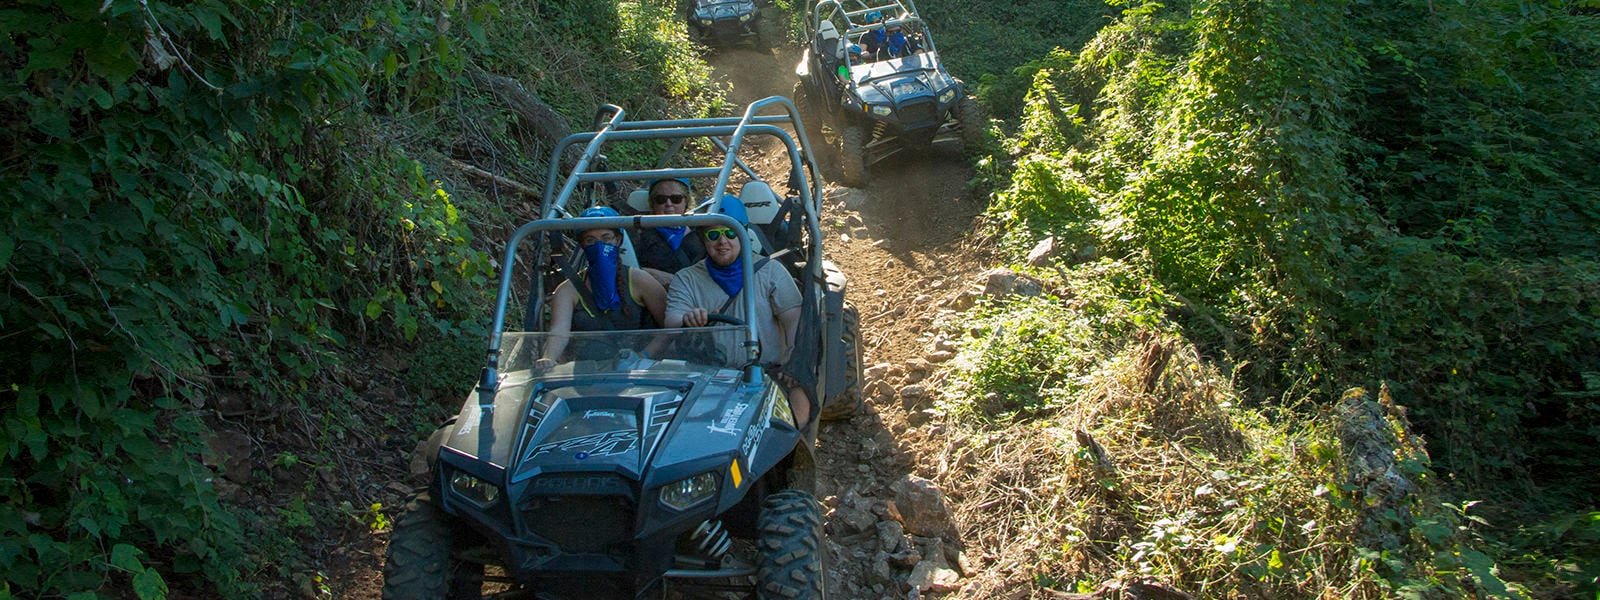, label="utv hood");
[440,363,772,484]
